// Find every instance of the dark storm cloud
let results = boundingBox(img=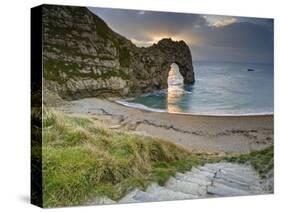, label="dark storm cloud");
[88,7,273,63]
